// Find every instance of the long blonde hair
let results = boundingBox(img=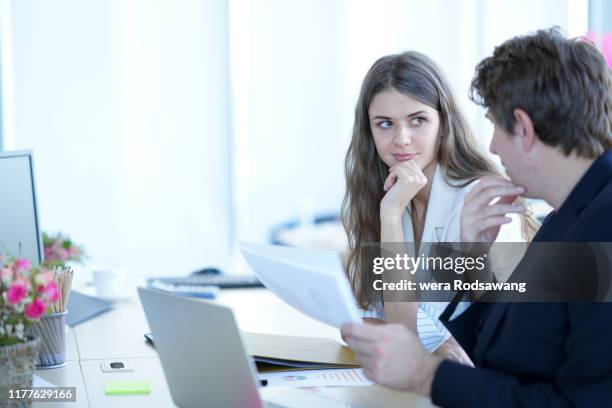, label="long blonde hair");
[341,51,539,309]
